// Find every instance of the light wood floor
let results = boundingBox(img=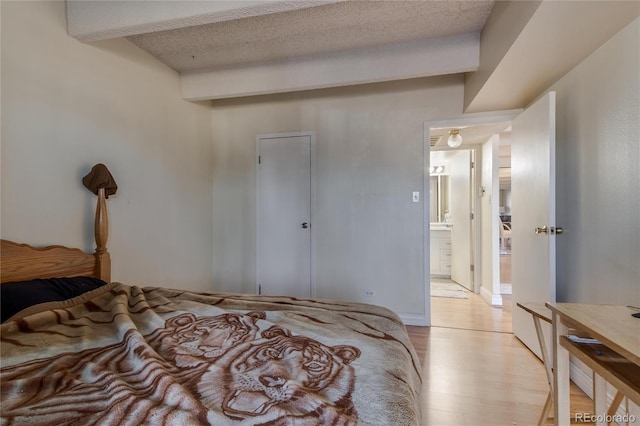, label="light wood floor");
[407,286,595,425]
